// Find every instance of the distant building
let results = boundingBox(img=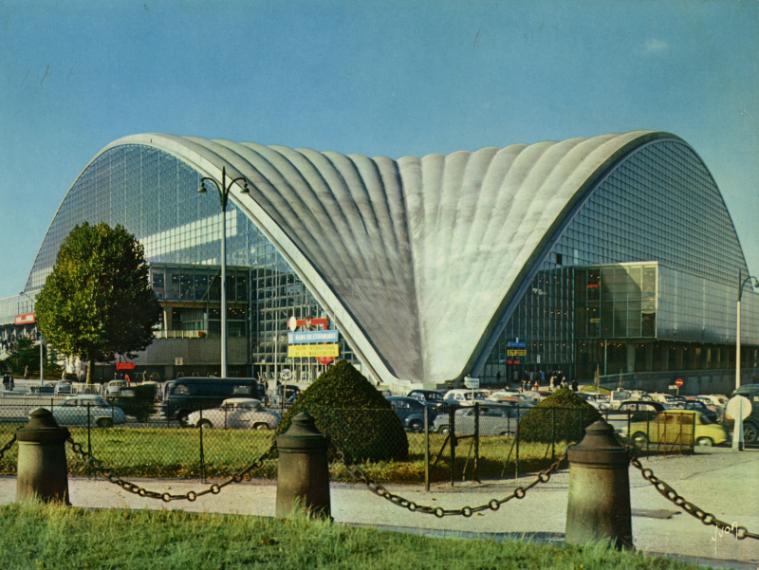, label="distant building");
[1,131,757,392]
